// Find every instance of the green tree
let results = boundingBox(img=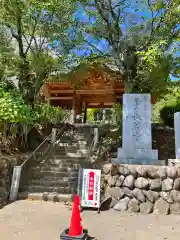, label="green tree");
[0,0,77,104]
[77,0,179,93]
[153,82,180,125]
